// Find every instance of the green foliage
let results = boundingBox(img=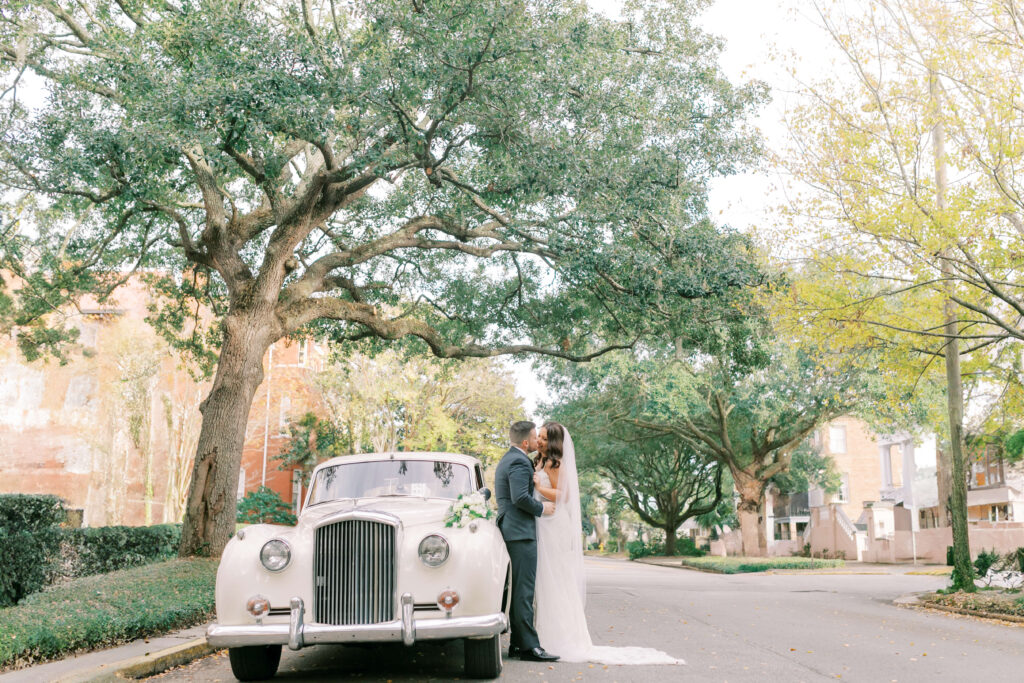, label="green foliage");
[0,494,67,535]
[236,487,297,526]
[628,537,704,560]
[294,350,526,468]
[678,556,845,574]
[277,412,347,481]
[0,496,182,606]
[0,495,66,607]
[974,549,1001,578]
[771,443,841,495]
[0,0,767,368]
[1003,430,1024,464]
[58,525,181,580]
[0,558,216,669]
